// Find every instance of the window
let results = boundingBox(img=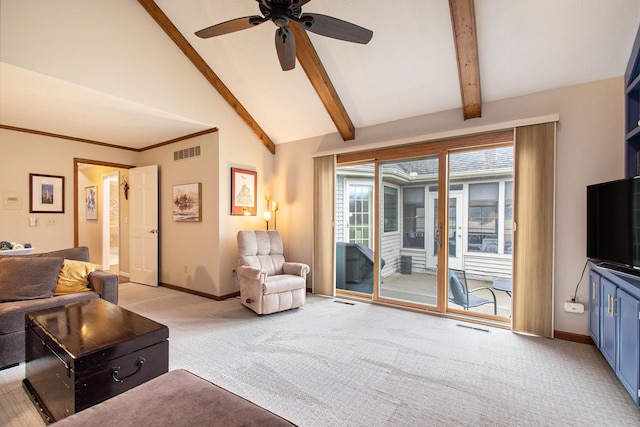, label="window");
[348,183,372,246]
[383,186,398,232]
[403,187,425,248]
[468,182,499,253]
